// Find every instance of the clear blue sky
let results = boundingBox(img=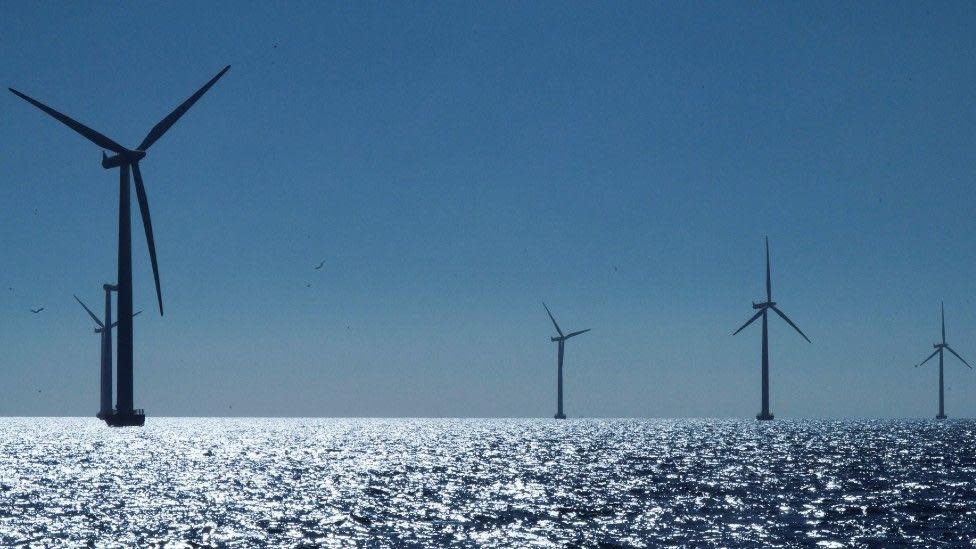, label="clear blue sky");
[1,2,975,417]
